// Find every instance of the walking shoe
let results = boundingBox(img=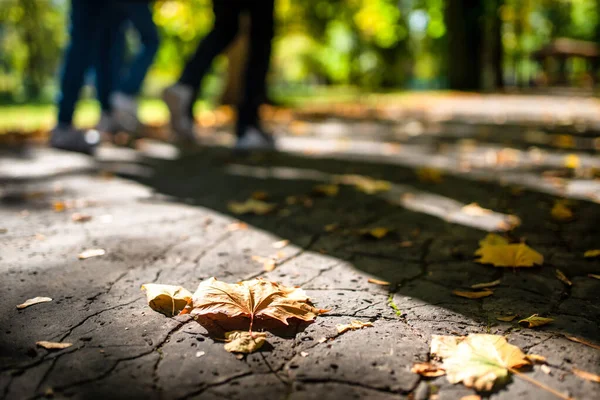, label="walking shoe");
[162,83,197,143]
[234,125,276,152]
[96,112,119,134]
[49,124,99,155]
[110,92,140,133]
